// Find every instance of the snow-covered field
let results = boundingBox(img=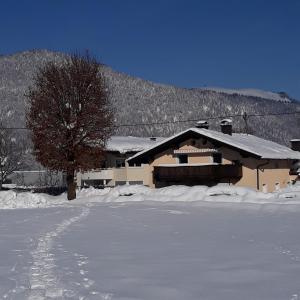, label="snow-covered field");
[1,184,300,299]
